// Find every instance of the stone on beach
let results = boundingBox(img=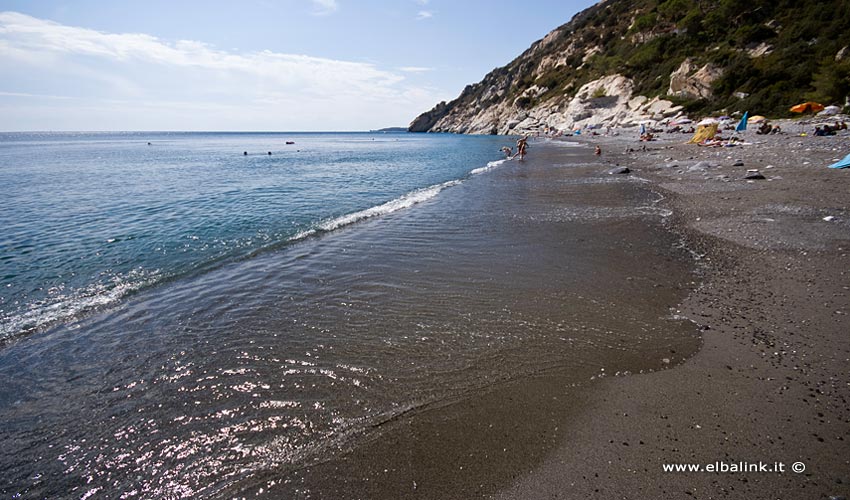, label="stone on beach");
[688,161,712,172]
[608,166,631,174]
